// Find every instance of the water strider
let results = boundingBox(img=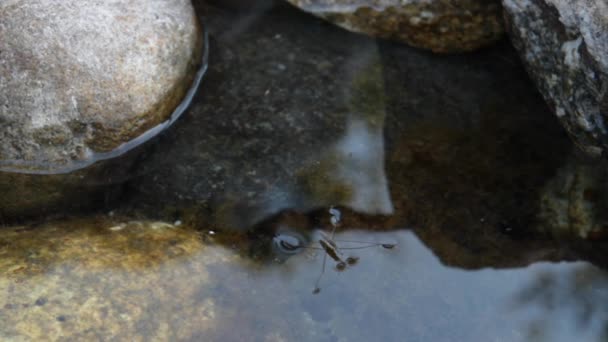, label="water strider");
[272,206,397,294]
